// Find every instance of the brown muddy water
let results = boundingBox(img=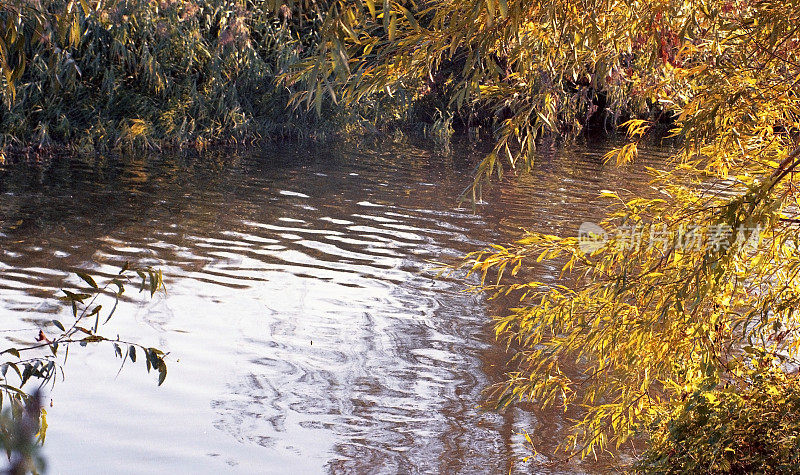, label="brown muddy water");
[0,140,668,474]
